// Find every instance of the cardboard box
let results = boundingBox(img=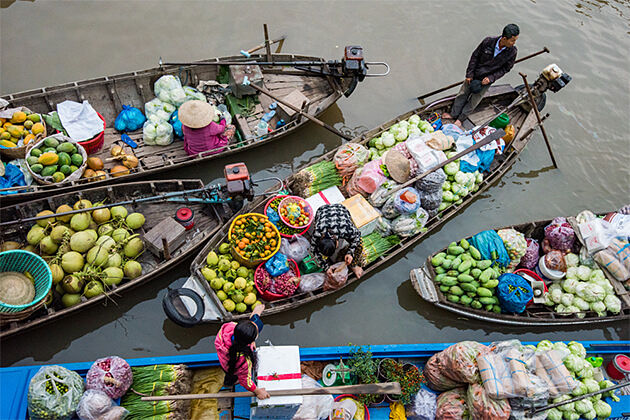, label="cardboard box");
[306,186,346,214]
[250,346,302,419]
[342,194,380,236]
